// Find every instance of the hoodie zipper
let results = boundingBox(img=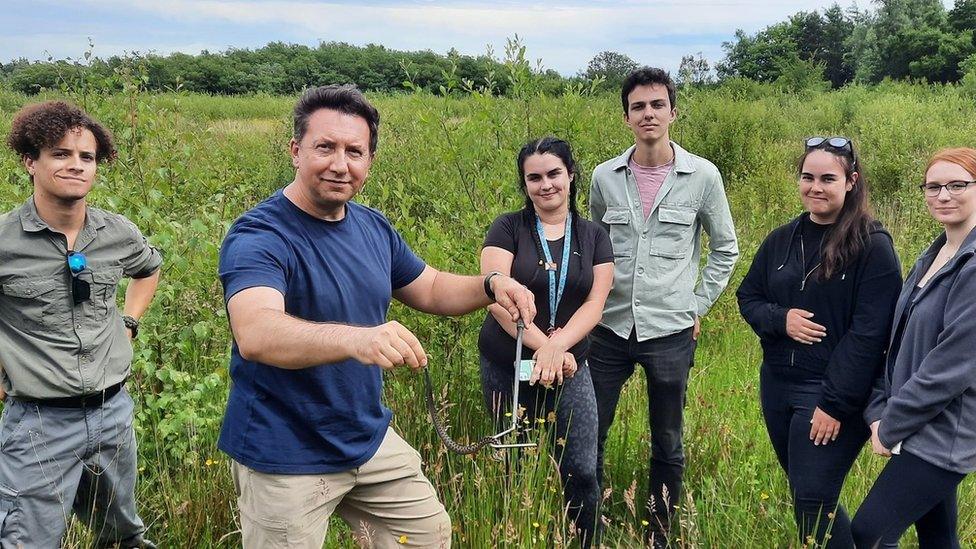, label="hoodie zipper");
[793,229,822,367]
[799,237,822,292]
